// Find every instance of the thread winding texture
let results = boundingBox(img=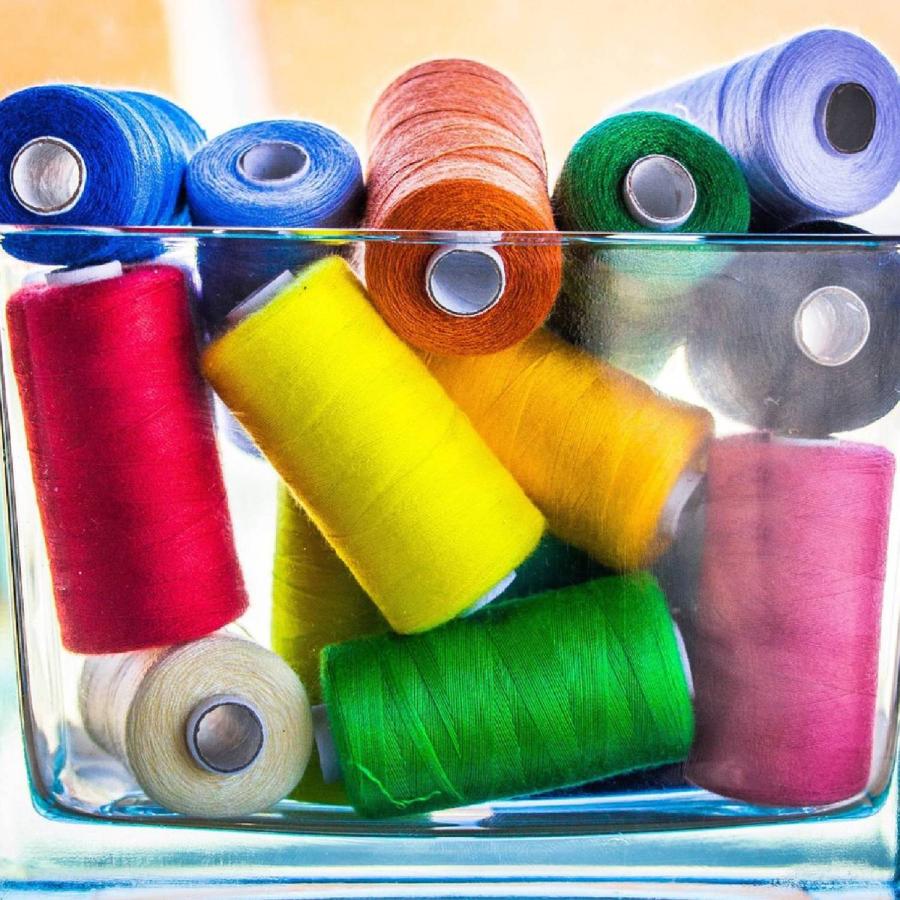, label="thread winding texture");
[80,633,313,817]
[203,256,544,633]
[272,485,385,803]
[686,435,893,807]
[424,330,713,569]
[364,59,562,354]
[551,112,750,376]
[322,574,694,818]
[686,238,900,435]
[0,86,205,264]
[187,120,364,331]
[6,266,247,653]
[623,29,900,225]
